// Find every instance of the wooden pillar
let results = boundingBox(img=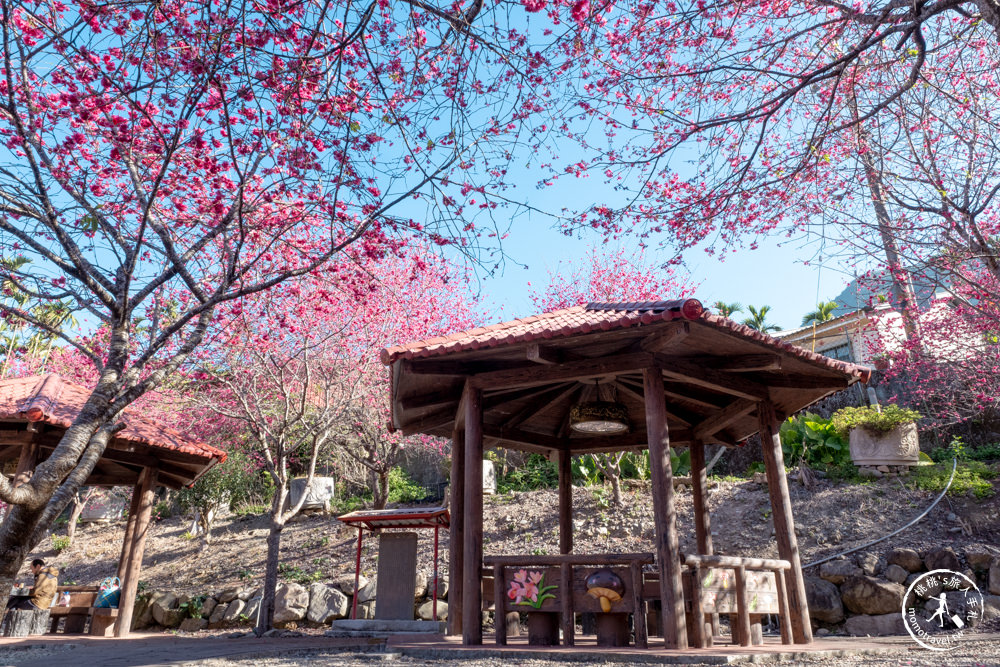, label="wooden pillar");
[758,398,812,644]
[115,467,158,637]
[448,427,465,637]
[461,384,484,645]
[557,449,572,555]
[116,485,144,580]
[12,439,39,487]
[642,366,687,649]
[689,440,713,556]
